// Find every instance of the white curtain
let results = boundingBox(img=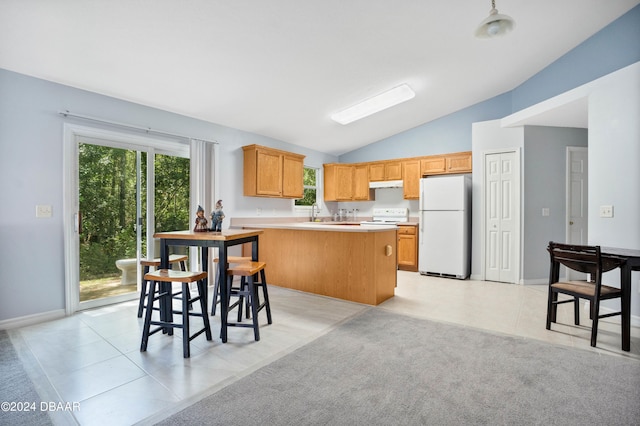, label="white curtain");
[189,139,219,272]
